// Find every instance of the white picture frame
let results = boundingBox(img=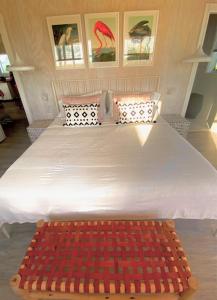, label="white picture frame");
[84,12,119,68]
[47,15,85,70]
[123,10,159,67]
